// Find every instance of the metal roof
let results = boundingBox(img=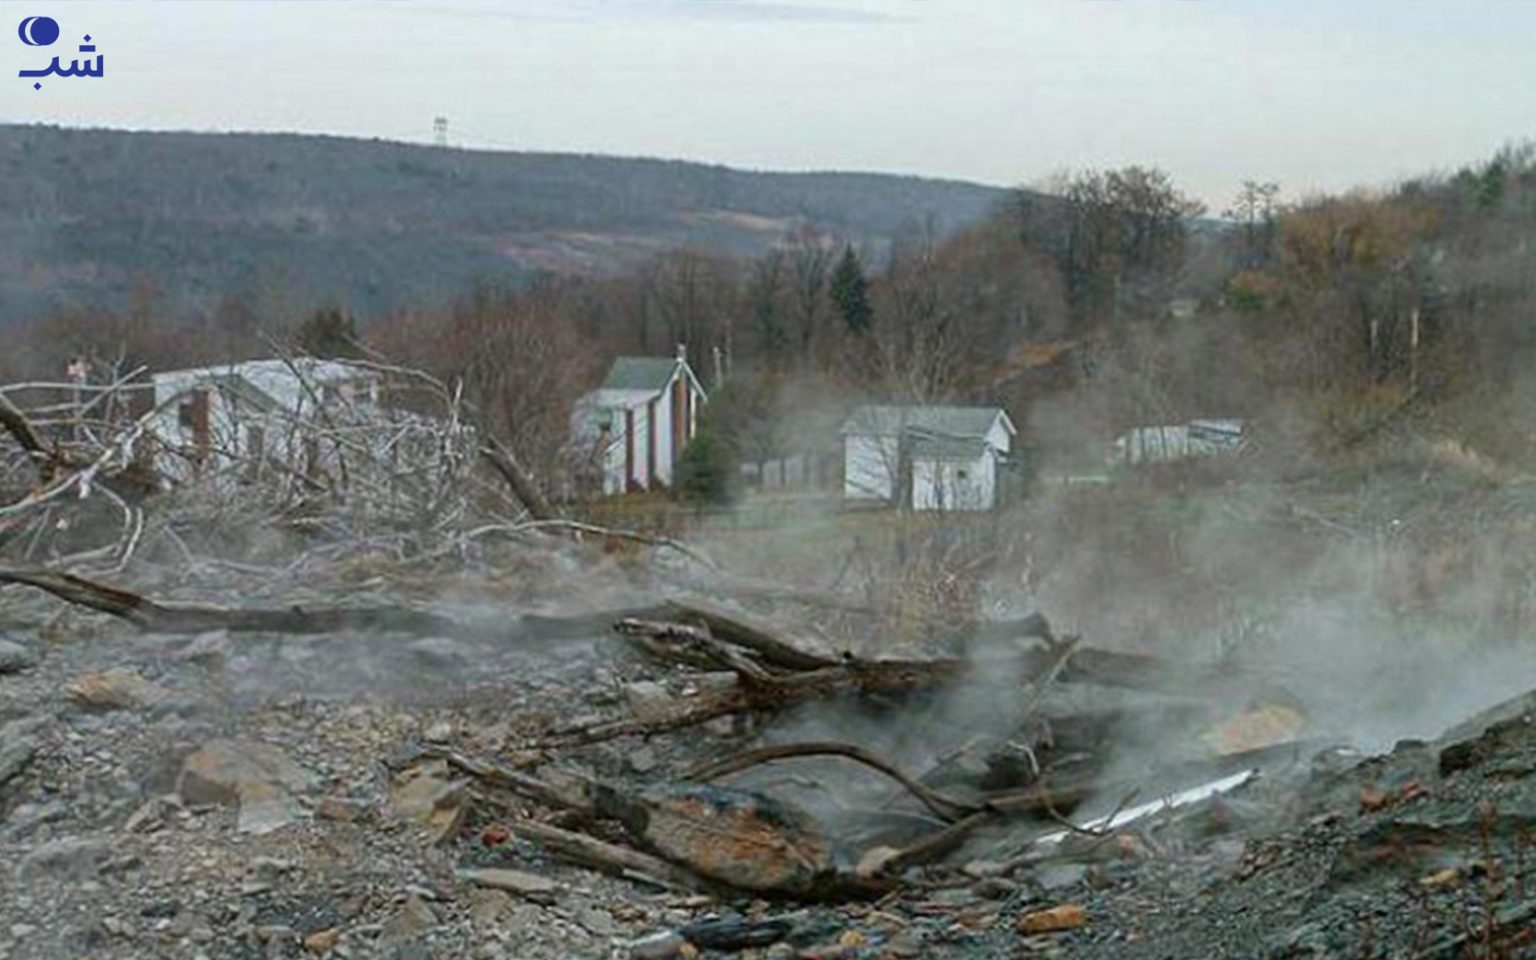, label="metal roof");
[602,357,681,393]
[840,405,1012,438]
